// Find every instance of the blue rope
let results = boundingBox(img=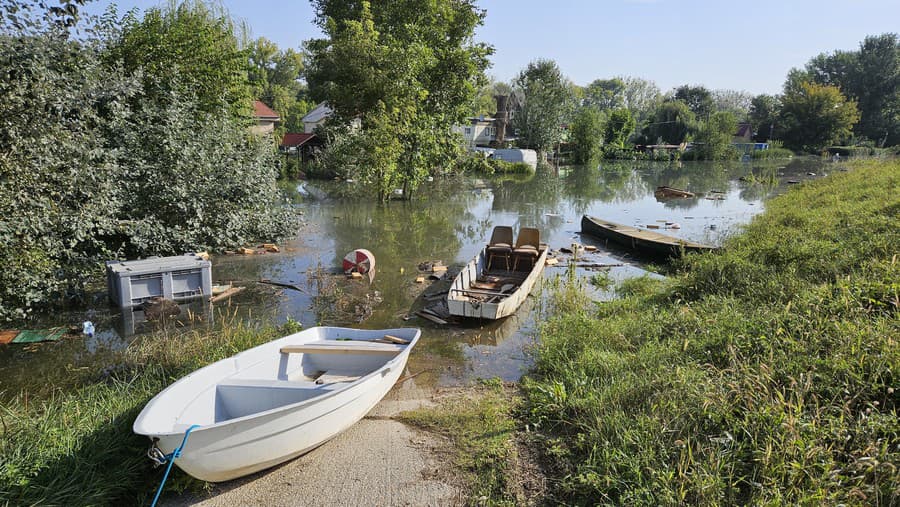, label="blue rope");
[151,424,200,507]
